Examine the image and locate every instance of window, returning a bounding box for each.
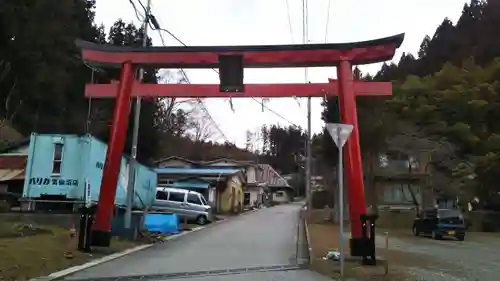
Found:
[168,191,185,202]
[52,143,64,175]
[187,194,201,205]
[424,210,437,219]
[200,195,208,206]
[158,179,173,185]
[244,192,251,205]
[438,209,462,218]
[379,154,389,168]
[383,184,422,204]
[156,190,168,200]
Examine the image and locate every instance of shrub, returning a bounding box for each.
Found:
[0,200,11,213]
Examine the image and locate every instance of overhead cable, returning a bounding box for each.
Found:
[149,24,301,128]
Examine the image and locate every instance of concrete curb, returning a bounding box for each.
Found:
[33,226,208,281]
[304,219,313,266]
[32,209,262,281]
[45,244,154,279]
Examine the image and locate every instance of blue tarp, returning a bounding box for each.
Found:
[143,213,181,235]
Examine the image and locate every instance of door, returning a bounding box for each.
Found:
[244,192,251,206]
[422,209,437,234]
[167,190,187,217]
[208,188,216,207]
[185,193,206,219]
[414,210,424,232]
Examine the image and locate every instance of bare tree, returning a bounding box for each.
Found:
[85,70,197,138]
[156,69,197,131]
[187,109,214,142]
[245,130,253,151]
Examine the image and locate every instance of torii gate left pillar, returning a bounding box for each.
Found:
[76,33,404,254]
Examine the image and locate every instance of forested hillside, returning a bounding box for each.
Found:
[321,0,500,208]
[0,0,255,164]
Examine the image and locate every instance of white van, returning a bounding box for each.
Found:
[152,187,214,225]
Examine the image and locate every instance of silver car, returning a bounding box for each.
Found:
[152,187,213,225]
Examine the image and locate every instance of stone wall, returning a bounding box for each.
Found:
[467,210,500,232]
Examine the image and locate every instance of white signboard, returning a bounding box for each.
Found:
[326,123,354,148]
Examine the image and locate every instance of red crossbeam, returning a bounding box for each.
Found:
[76,33,404,68]
[85,81,392,98]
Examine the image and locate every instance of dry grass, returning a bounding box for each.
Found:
[307,219,431,281]
[0,221,144,281]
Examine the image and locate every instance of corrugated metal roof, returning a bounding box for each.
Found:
[154,156,197,164]
[257,164,291,187]
[0,169,25,181]
[0,155,27,169]
[161,182,210,189]
[155,167,241,175]
[0,155,27,182]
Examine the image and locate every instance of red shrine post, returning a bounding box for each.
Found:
[76,34,404,253]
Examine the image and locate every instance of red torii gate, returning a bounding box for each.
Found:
[76,33,404,255]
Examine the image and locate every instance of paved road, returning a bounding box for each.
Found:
[377,232,500,281]
[63,202,332,281]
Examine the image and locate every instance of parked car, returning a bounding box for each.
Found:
[152,187,213,225]
[412,208,466,241]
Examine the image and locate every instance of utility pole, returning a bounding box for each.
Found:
[125,0,151,229]
[302,0,312,215]
[337,128,345,277]
[306,96,311,213]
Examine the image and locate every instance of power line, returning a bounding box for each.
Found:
[126,0,228,142]
[148,22,302,129]
[251,98,300,128]
[285,0,294,43]
[128,0,145,21]
[324,0,332,43]
[283,0,302,110]
[302,0,313,217]
[136,0,147,11]
[131,1,303,136]
[137,5,229,143]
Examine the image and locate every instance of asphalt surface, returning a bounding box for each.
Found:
[62,202,333,281]
[376,232,500,281]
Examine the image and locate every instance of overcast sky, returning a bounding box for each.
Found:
[95,0,467,148]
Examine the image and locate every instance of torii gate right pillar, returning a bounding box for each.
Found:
[337,60,367,256]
